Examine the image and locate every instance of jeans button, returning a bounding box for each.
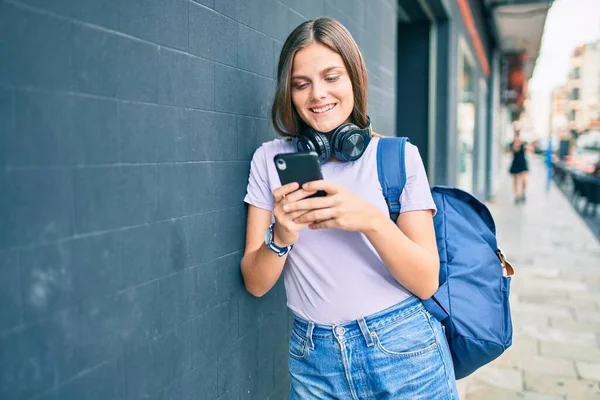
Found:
[334,326,346,336]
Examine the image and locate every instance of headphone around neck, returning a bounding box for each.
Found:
[294,117,372,164]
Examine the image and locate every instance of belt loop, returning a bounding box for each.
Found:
[358,318,374,347]
[305,321,315,350]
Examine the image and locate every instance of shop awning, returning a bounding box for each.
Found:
[488,0,553,77]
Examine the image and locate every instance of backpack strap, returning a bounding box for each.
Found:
[377,137,410,222]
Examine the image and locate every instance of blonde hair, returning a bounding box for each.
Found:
[271,18,368,138]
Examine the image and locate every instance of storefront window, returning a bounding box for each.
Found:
[457,47,476,193]
[475,79,488,196]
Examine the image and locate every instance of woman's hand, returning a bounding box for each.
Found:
[284,180,383,232]
[272,182,316,246]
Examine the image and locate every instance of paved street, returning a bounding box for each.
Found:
[457,156,600,399]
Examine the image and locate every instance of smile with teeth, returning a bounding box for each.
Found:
[310,104,336,113]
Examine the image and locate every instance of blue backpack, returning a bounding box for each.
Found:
[376,137,514,379]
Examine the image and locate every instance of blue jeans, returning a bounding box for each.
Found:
[288,296,458,399]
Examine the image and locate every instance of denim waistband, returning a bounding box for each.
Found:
[292,295,424,345]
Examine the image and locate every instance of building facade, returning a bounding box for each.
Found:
[396,0,550,200]
[550,86,569,139]
[0,1,398,399]
[566,40,600,136]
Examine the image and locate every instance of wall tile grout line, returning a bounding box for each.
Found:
[8,0,286,60]
[0,204,246,253]
[0,83,275,118]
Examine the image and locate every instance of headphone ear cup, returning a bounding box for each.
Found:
[330,123,350,161]
[298,128,331,164]
[331,123,370,162]
[294,136,313,152]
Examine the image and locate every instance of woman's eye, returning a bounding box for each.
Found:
[293,83,308,90]
[325,75,340,82]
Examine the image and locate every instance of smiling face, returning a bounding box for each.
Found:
[271,18,368,138]
[290,43,354,133]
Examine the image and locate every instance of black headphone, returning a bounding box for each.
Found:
[294,117,372,164]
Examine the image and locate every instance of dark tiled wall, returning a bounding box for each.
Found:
[0,0,398,399]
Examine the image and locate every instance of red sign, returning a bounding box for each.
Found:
[457,0,490,77]
[501,52,527,112]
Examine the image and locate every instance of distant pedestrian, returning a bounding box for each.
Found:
[509,129,530,203]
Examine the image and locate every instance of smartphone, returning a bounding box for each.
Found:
[274,152,327,197]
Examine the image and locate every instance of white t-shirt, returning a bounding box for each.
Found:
[244,137,436,324]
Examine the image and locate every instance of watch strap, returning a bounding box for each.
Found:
[266,223,293,257]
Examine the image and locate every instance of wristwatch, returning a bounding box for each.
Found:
[264,223,294,257]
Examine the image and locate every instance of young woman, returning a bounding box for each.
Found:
[242,18,458,399]
[509,129,530,203]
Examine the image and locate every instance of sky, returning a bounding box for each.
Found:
[527,0,600,137]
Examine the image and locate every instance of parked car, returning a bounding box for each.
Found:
[576,131,600,151]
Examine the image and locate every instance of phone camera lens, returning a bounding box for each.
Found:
[276,159,286,170]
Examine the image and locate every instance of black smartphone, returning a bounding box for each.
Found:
[274,152,327,198]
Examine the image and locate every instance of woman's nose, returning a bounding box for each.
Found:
[310,82,327,100]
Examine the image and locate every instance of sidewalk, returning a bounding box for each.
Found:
[457,156,600,399]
